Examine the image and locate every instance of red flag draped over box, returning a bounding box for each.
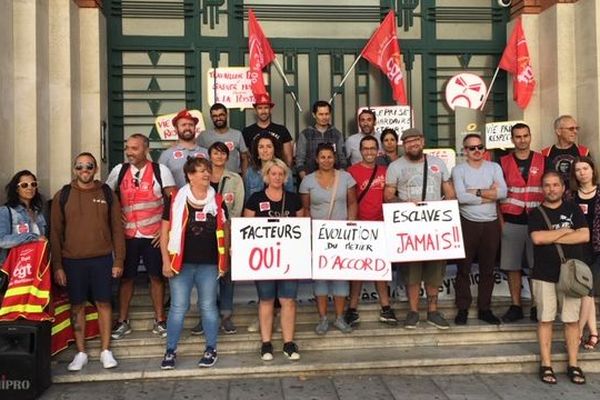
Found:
[498,18,535,109]
[361,11,407,105]
[248,9,276,98]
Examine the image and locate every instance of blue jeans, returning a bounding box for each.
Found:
[166,263,219,351]
[218,271,234,317]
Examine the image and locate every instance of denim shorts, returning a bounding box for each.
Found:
[255,280,299,300]
[313,280,349,297]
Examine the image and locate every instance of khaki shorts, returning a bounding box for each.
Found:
[532,279,581,323]
[399,260,446,287]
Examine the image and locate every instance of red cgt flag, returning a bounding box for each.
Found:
[361,11,407,105]
[248,9,276,98]
[498,18,535,109]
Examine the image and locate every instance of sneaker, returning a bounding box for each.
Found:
[67,352,88,371]
[530,306,538,322]
[333,316,353,333]
[478,309,501,325]
[427,311,450,330]
[100,349,118,369]
[190,321,204,336]
[501,305,524,323]
[111,320,132,340]
[221,317,237,334]
[260,342,273,361]
[315,316,329,335]
[152,320,168,337]
[198,347,218,368]
[283,341,301,360]
[379,307,398,326]
[454,309,468,325]
[247,317,259,332]
[404,311,420,329]
[160,350,176,370]
[344,308,360,326]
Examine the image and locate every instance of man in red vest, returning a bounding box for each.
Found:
[499,123,545,323]
[106,134,176,340]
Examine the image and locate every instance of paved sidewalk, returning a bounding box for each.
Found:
[41,373,600,400]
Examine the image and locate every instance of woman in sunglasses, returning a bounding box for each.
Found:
[0,170,47,267]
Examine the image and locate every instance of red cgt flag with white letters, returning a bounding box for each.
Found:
[498,17,535,109]
[361,11,407,105]
[248,9,276,98]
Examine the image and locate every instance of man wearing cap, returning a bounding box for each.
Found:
[198,103,249,176]
[158,109,209,188]
[242,94,294,167]
[384,128,455,330]
[345,109,379,166]
[451,134,507,325]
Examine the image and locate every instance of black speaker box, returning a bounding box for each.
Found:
[0,320,52,400]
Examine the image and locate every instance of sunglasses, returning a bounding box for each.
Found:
[466,145,485,151]
[560,126,579,132]
[17,181,38,189]
[74,162,95,171]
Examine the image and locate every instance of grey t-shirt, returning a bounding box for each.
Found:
[299,170,356,220]
[197,128,248,173]
[386,155,450,202]
[158,144,209,188]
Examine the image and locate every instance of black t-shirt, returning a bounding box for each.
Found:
[545,144,586,184]
[528,201,588,283]
[245,190,302,218]
[574,191,597,262]
[242,122,293,150]
[163,196,228,264]
[503,153,533,225]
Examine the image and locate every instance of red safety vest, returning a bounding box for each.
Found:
[0,241,51,321]
[169,192,228,276]
[500,152,545,215]
[120,162,164,238]
[541,144,589,157]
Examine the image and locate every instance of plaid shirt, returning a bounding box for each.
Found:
[295,125,347,174]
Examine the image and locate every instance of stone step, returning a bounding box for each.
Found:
[51,341,600,383]
[53,319,549,362]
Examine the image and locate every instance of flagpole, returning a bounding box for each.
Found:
[479,66,500,111]
[271,58,303,112]
[329,53,364,104]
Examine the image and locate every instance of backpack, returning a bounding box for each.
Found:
[59,184,113,225]
[114,162,163,199]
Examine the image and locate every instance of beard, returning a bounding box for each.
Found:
[177,129,195,141]
[405,149,423,161]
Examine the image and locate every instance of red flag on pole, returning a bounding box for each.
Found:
[361,11,407,105]
[248,9,276,98]
[498,18,535,109]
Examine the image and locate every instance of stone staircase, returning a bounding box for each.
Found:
[51,283,600,383]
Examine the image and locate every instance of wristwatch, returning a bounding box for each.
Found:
[476,189,482,197]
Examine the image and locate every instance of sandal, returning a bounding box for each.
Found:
[583,334,599,350]
[539,366,557,385]
[566,366,586,385]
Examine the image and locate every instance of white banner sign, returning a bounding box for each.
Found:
[383,200,465,262]
[311,220,391,281]
[423,148,456,171]
[231,217,312,281]
[485,120,524,149]
[207,67,265,109]
[357,105,412,138]
[155,110,205,141]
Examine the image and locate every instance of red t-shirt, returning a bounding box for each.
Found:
[347,163,387,221]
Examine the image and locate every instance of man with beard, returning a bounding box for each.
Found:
[542,115,590,185]
[345,109,379,166]
[51,152,125,371]
[529,171,588,384]
[499,123,544,323]
[242,94,293,167]
[158,109,209,188]
[452,134,507,326]
[106,134,176,340]
[384,128,455,329]
[198,103,249,175]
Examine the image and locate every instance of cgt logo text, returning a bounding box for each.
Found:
[0,375,31,390]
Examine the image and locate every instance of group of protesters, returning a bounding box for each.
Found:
[0,94,597,385]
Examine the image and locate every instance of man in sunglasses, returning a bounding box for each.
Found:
[50,152,125,371]
[106,134,176,341]
[451,134,507,325]
[542,115,590,185]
